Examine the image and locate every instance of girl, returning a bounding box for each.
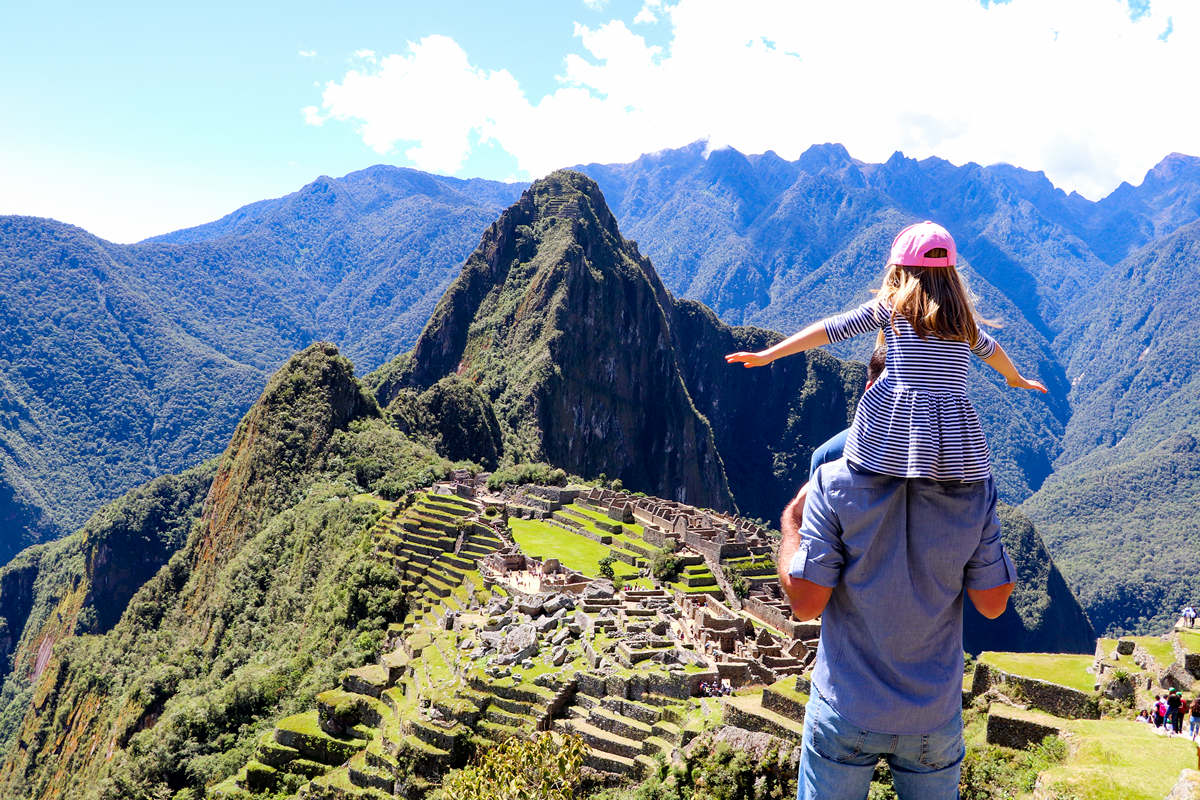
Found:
[725,221,1045,483]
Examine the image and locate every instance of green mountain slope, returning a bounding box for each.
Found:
[0,218,266,563]
[0,172,516,559]
[1020,221,1200,634]
[0,343,452,799]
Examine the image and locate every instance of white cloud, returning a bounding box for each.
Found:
[301,105,325,126]
[298,49,317,58]
[583,0,608,8]
[308,0,1200,197]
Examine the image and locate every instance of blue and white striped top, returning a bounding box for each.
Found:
[824,300,997,482]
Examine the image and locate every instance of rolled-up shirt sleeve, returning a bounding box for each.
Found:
[788,467,845,588]
[970,328,998,358]
[823,301,885,344]
[964,481,1017,590]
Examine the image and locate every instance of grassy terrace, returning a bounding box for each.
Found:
[1124,636,1177,667]
[568,502,648,537]
[979,652,1097,693]
[1178,626,1200,653]
[508,517,639,579]
[977,705,1195,800]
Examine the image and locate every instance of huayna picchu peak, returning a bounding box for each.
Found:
[370,170,862,522]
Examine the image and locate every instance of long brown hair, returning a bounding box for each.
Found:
[874,249,993,346]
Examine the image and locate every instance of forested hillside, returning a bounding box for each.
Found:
[0,172,517,558]
[2,145,1199,634]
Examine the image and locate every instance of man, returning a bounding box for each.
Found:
[775,347,1016,800]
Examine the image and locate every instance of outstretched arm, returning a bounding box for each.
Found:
[726,320,830,368]
[727,301,883,368]
[981,341,1047,393]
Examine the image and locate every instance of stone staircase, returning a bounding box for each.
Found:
[557,691,687,776]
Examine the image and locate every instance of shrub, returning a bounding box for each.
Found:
[486,463,567,490]
[598,555,616,580]
[439,732,586,800]
[650,548,682,583]
[724,562,750,599]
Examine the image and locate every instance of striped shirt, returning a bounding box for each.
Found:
[823,300,997,482]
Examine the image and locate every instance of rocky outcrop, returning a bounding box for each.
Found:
[1165,770,1200,800]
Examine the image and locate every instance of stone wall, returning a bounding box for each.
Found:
[743,596,806,639]
[722,701,803,743]
[985,709,1062,750]
[762,686,806,723]
[971,662,1099,720]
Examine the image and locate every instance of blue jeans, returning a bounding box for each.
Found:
[1190,716,1200,738]
[798,690,964,800]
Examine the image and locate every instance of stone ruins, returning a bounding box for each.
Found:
[213,478,813,799]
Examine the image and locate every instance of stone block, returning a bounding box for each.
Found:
[553,646,569,666]
[1160,663,1195,691]
[1165,769,1200,800]
[985,709,1062,750]
[518,599,545,617]
[1185,653,1200,680]
[1116,640,1136,656]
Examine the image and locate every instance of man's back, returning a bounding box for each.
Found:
[793,459,1014,734]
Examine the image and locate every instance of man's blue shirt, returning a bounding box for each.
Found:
[789,459,1015,734]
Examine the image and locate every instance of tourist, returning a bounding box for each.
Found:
[1190,696,1200,741]
[1169,689,1185,734]
[1183,605,1197,628]
[1136,709,1150,724]
[746,222,1031,800]
[1154,694,1167,728]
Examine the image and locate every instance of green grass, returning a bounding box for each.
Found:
[979,652,1097,693]
[1177,627,1200,654]
[1123,636,1176,668]
[1001,707,1196,800]
[507,518,637,579]
[567,502,647,537]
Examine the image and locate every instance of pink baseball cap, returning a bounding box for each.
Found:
[889,221,956,268]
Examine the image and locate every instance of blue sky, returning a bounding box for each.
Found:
[1,0,1195,242]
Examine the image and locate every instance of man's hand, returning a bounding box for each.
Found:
[725,351,773,368]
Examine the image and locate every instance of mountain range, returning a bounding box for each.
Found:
[2,143,1199,634]
[0,175,1093,799]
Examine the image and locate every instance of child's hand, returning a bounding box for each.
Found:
[1008,375,1048,393]
[725,351,773,368]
